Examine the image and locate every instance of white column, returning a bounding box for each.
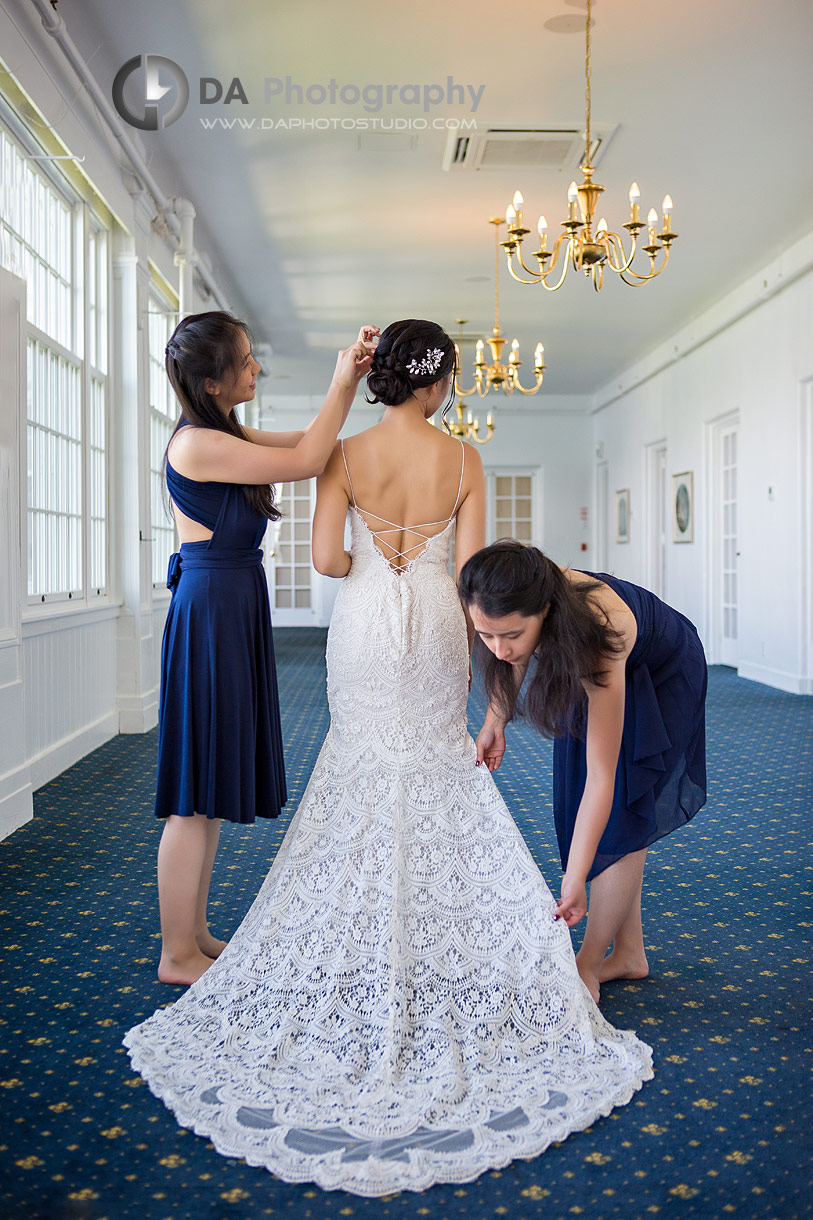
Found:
[0,270,33,837]
[113,187,161,732]
[173,197,197,318]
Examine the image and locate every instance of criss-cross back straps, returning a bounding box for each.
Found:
[340,439,466,569]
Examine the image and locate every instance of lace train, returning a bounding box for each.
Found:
[124,509,653,1195]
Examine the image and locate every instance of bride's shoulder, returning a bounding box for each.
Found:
[339,424,380,451]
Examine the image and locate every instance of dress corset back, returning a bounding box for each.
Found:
[327,507,469,763]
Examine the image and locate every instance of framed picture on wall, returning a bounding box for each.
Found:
[614,489,630,543]
[672,471,694,543]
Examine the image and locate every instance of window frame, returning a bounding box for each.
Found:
[1,114,113,609]
[147,281,180,590]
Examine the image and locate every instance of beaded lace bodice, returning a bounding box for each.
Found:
[124,458,653,1196]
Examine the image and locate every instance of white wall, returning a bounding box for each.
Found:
[590,231,813,694]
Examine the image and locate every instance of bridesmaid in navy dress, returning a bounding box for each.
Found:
[156,312,377,986]
[458,540,707,1003]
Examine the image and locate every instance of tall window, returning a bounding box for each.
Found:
[148,289,179,585]
[1,124,110,603]
[87,225,108,593]
[26,341,82,596]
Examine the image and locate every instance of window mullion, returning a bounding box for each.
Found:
[80,203,90,603]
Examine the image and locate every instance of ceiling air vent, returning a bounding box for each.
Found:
[442,126,617,172]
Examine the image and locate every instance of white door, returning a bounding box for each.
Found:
[708,415,739,667]
[594,460,608,572]
[719,425,739,666]
[645,442,667,598]
[803,381,813,693]
[266,479,318,626]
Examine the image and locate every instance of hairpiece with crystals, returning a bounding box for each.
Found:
[406,347,444,378]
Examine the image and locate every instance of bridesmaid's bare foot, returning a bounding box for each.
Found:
[575,957,601,1004]
[598,950,650,984]
[196,932,228,959]
[158,949,213,986]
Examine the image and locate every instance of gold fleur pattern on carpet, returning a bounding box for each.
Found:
[0,629,810,1219]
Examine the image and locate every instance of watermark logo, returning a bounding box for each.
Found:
[112,54,190,130]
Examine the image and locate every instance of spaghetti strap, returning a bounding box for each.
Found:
[451,441,466,517]
[340,440,357,507]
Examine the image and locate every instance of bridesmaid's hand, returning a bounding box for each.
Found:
[475,721,505,772]
[555,872,587,928]
[332,326,380,390]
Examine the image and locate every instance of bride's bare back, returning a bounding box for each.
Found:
[342,432,464,572]
[313,413,486,581]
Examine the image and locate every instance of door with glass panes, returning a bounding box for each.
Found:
[266,479,317,625]
[486,469,540,545]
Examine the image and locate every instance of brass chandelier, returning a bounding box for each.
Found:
[502,0,678,292]
[441,218,547,445]
[441,378,495,445]
[456,219,546,399]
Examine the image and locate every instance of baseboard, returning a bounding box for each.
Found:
[737,662,813,695]
[0,767,33,842]
[28,711,119,792]
[118,688,159,735]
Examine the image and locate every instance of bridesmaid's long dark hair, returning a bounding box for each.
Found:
[163,311,280,521]
[458,540,625,737]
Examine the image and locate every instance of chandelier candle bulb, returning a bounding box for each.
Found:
[510,338,520,364]
[629,182,641,224]
[505,203,516,228]
[475,339,485,364]
[512,190,524,230]
[486,413,493,428]
[467,410,474,426]
[534,343,545,368]
[567,181,580,225]
[647,208,659,242]
[596,216,608,238]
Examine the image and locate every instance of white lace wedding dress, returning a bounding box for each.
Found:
[124,478,653,1197]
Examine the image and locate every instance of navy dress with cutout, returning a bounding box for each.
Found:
[154,451,286,823]
[553,573,707,880]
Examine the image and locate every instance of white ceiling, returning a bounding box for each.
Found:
[63,0,813,398]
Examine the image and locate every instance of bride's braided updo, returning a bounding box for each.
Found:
[366,319,456,407]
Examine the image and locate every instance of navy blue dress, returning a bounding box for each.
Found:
[553,573,707,880]
[154,451,287,823]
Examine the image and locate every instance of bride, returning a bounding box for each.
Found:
[124,319,653,1197]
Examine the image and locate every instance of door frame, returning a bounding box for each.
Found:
[705,409,740,666]
[644,439,667,599]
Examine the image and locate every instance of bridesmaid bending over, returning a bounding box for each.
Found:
[458,540,707,1002]
[156,312,377,985]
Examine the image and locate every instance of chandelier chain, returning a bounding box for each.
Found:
[584,0,592,168]
[494,221,500,329]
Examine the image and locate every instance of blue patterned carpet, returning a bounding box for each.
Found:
[0,628,811,1220]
